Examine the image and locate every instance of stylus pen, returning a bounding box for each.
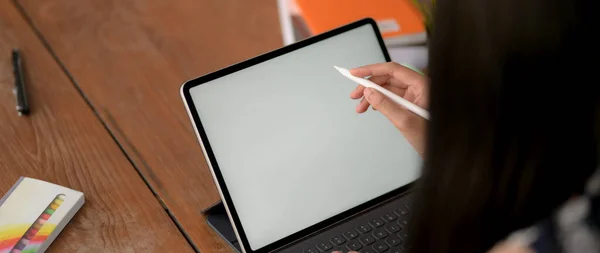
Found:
[334,66,430,120]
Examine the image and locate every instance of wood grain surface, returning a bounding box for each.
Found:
[15,0,283,251]
[0,1,193,252]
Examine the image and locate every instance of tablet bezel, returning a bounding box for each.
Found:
[181,18,413,252]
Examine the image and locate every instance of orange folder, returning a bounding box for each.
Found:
[295,0,426,45]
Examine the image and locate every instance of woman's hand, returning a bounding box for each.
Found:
[350,62,429,156]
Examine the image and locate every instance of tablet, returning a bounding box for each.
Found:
[181,18,421,253]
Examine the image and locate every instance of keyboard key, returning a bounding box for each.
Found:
[316,241,332,251]
[385,223,402,233]
[394,207,409,216]
[303,248,319,253]
[361,249,375,253]
[332,247,346,252]
[330,235,346,245]
[347,240,362,251]
[357,224,372,233]
[390,248,403,253]
[397,219,409,226]
[369,218,385,228]
[343,230,359,240]
[386,237,402,247]
[359,234,376,245]
[372,241,389,252]
[397,232,408,239]
[373,228,388,239]
[382,213,397,222]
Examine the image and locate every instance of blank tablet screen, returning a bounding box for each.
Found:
[189,24,421,250]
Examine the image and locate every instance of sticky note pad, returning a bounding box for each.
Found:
[0,177,85,253]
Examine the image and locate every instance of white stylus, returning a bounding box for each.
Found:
[334,66,430,120]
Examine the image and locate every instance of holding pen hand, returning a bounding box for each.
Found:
[349,62,429,156]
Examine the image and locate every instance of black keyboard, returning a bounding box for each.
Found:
[281,195,412,253]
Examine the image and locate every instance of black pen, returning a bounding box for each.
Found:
[12,49,29,116]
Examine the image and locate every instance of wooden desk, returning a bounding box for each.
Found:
[1,0,282,251]
[0,1,193,252]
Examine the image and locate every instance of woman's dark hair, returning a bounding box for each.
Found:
[409,0,599,252]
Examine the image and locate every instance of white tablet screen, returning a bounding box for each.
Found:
[189,24,421,250]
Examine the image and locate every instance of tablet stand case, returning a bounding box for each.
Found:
[202,201,242,252]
